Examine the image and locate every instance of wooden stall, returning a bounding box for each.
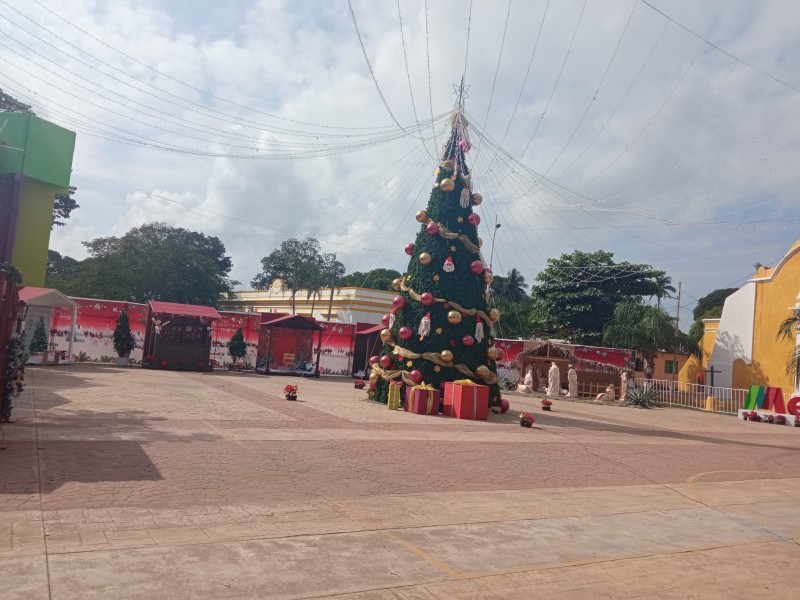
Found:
[255,314,323,377]
[143,301,220,371]
[352,323,383,377]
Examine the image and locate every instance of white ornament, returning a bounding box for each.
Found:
[460,188,471,208]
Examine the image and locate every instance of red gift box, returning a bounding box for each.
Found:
[443,381,489,420]
[405,386,440,415]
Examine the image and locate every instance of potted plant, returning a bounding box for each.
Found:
[520,412,535,428]
[112,309,135,367]
[541,399,553,411]
[283,384,298,401]
[228,327,246,372]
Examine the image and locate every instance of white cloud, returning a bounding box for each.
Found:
[4,0,800,327]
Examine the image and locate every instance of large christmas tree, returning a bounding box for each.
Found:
[371,105,502,410]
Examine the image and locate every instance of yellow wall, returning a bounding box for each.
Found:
[737,241,800,391]
[678,320,718,385]
[11,178,64,287]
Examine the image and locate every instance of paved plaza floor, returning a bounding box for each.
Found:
[1,365,799,599]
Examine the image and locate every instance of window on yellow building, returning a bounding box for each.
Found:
[664,360,679,374]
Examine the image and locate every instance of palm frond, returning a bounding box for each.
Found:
[786,348,800,378]
[777,315,799,341]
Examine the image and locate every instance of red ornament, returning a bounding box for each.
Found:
[392,295,406,309]
[426,222,440,235]
[369,355,380,366]
[462,335,475,347]
[381,314,391,327]
[398,326,413,340]
[379,355,393,368]
[468,213,481,226]
[420,292,434,306]
[470,260,485,275]
[500,398,510,413]
[404,243,415,256]
[409,369,423,383]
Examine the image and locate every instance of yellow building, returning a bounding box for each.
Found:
[220,279,394,324]
[680,239,800,393]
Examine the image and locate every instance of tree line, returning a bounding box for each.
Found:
[47,223,741,362]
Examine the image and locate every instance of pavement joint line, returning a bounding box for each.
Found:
[29,375,54,600]
[684,469,788,484]
[453,537,781,580]
[330,500,464,579]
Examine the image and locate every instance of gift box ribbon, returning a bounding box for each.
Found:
[453,379,476,385]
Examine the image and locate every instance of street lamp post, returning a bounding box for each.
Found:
[488,218,501,271]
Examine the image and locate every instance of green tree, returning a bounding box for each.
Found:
[251,237,324,314]
[490,268,528,303]
[692,288,738,321]
[322,253,346,320]
[28,317,48,353]
[373,109,501,407]
[0,86,34,113]
[777,310,800,379]
[52,186,79,229]
[652,274,676,307]
[530,250,662,344]
[112,309,135,358]
[229,327,247,365]
[48,223,236,305]
[603,301,676,378]
[339,268,401,291]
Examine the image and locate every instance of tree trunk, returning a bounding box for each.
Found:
[291,291,297,315]
[310,294,317,319]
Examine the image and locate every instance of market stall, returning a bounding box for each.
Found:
[18,287,78,365]
[143,301,220,371]
[255,314,323,376]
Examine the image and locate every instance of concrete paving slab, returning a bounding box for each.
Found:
[0,555,49,600]
[47,530,450,599]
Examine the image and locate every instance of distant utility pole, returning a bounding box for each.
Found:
[672,282,682,384]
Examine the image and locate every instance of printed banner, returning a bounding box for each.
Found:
[493,339,525,386]
[574,345,634,370]
[51,299,148,363]
[210,312,260,368]
[316,321,355,376]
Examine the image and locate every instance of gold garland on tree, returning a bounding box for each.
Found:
[399,284,494,326]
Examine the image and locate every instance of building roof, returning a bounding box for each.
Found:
[259,314,323,331]
[19,287,78,307]
[149,300,221,319]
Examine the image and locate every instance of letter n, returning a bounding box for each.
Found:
[744,386,765,410]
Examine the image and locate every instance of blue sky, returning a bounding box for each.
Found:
[3,0,800,328]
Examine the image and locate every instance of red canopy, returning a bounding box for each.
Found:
[259,314,322,331]
[149,300,221,319]
[356,323,383,335]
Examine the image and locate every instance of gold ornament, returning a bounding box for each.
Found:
[435,327,443,335]
[434,365,442,372]
[485,291,491,303]
[447,310,462,325]
[380,328,393,343]
[419,252,432,265]
[450,245,457,252]
[392,278,402,290]
[472,193,483,206]
[489,308,500,322]
[433,274,440,282]
[434,168,440,176]
[475,365,491,379]
[415,210,429,223]
[440,159,455,171]
[406,360,413,367]
[484,272,494,284]
[440,178,455,193]
[478,237,483,248]
[440,350,454,363]
[369,372,379,385]
[487,347,499,361]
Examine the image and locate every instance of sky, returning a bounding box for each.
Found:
[2,0,800,329]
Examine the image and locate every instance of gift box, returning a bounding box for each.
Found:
[387,380,402,410]
[443,380,489,420]
[405,385,440,415]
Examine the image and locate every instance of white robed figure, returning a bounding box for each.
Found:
[517,367,535,395]
[546,362,560,396]
[567,365,578,397]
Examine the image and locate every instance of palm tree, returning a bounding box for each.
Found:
[652,275,676,308]
[777,311,800,380]
[491,268,528,303]
[322,253,346,320]
[603,301,676,379]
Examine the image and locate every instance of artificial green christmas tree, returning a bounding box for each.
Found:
[28,317,48,354]
[112,309,135,358]
[229,327,247,365]
[371,105,502,410]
